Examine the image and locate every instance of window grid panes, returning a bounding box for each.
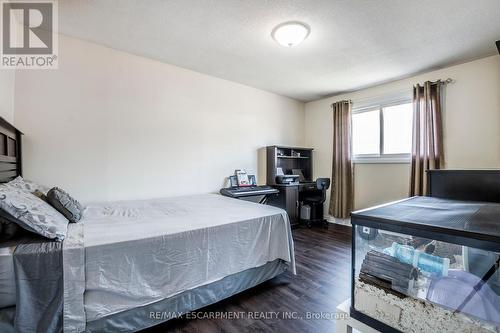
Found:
[352,101,412,162]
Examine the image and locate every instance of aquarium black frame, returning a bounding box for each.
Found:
[349,169,500,333]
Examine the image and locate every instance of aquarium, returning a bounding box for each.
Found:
[350,196,500,333]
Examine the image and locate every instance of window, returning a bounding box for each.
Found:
[352,101,413,163]
[352,109,379,155]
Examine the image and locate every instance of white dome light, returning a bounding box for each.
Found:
[271,22,310,47]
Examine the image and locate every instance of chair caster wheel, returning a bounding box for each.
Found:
[306,221,312,228]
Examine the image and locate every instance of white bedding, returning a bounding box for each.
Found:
[0,246,15,308]
[64,193,295,330]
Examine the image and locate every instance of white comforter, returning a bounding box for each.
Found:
[63,194,295,331]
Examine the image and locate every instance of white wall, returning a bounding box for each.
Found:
[0,71,15,123]
[305,55,500,216]
[14,35,305,202]
[12,35,500,210]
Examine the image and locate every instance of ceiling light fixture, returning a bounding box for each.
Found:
[271,21,310,47]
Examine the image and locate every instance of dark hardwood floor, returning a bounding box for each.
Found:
[144,224,352,333]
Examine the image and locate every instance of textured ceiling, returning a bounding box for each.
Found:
[59,0,500,102]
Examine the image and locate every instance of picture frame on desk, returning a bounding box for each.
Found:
[236,169,250,187]
[229,174,256,187]
[229,175,238,187]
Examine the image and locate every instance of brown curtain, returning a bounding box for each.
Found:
[329,100,354,218]
[409,81,444,196]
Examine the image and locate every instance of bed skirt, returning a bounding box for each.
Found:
[86,258,289,332]
[0,259,289,333]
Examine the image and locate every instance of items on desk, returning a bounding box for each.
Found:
[235,169,251,186]
[275,175,300,185]
[292,169,306,182]
[266,146,313,185]
[228,175,238,187]
[228,171,256,188]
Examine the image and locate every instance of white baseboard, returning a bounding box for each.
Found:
[325,215,351,226]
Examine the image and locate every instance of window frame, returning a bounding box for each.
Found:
[352,98,413,164]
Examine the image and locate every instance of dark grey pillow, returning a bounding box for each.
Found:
[46,187,83,223]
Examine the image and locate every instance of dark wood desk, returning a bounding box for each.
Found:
[266,146,316,227]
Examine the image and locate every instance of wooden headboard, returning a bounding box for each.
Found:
[428,169,500,203]
[0,117,22,183]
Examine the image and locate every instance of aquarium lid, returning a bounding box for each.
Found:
[352,196,500,252]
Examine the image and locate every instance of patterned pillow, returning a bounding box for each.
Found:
[0,185,68,241]
[47,187,83,223]
[6,176,50,195]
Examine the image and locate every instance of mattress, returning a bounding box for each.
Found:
[0,246,16,308]
[63,193,295,330]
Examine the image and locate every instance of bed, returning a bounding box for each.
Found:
[0,119,296,332]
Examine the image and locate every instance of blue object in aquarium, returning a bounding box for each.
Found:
[384,242,450,277]
[427,270,500,325]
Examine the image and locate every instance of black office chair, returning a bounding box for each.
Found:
[301,178,330,228]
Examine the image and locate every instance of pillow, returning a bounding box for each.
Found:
[0,214,20,241]
[0,185,68,241]
[6,176,50,195]
[46,187,83,223]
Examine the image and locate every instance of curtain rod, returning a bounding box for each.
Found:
[419,78,453,85]
[417,78,453,86]
[331,78,454,107]
[330,100,351,108]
